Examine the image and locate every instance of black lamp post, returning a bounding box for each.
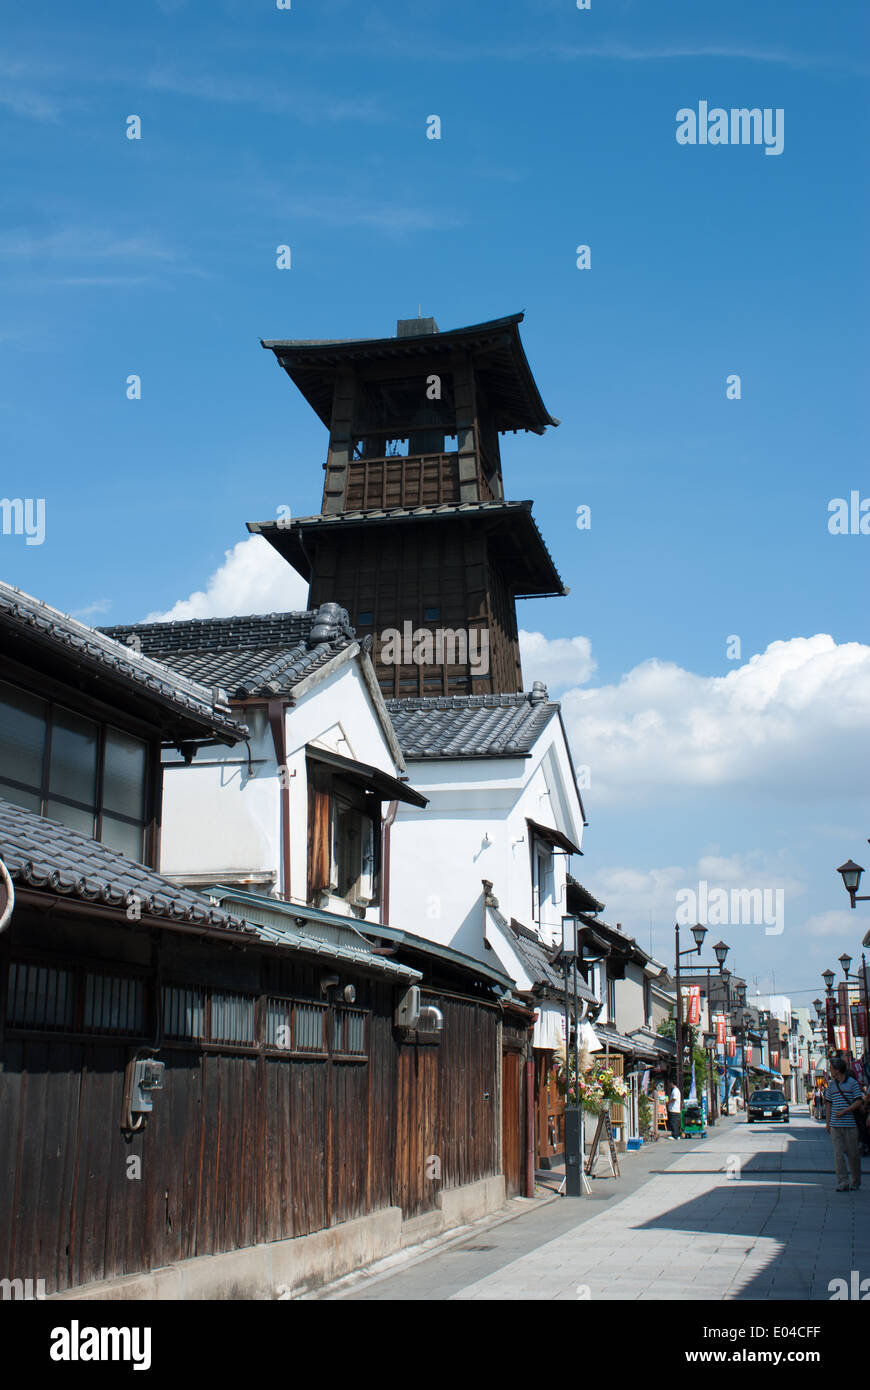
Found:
[685,940,729,1124]
[837,952,870,1065]
[560,914,584,1197]
[674,921,707,1130]
[822,969,837,1058]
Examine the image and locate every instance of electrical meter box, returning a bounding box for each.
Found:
[132,1059,165,1114]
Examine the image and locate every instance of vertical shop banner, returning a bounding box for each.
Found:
[826,996,838,1050]
[681,986,701,1026]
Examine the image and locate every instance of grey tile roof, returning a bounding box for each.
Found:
[0,581,246,744]
[495,911,598,1005]
[0,798,255,934]
[205,888,422,983]
[566,875,605,914]
[385,685,558,759]
[101,605,360,701]
[262,313,559,435]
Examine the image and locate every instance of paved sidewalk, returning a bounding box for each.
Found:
[333,1113,868,1300]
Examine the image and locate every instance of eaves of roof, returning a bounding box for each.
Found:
[206,887,422,983]
[358,919,516,992]
[0,799,255,936]
[261,312,559,435]
[1,582,246,745]
[248,500,566,598]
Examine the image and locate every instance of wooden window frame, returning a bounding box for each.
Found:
[0,677,155,862]
[5,951,153,1041]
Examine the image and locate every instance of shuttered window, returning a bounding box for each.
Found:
[264,996,327,1054]
[163,985,206,1041]
[83,971,145,1035]
[307,764,333,895]
[334,1006,368,1058]
[210,992,255,1045]
[7,961,74,1030]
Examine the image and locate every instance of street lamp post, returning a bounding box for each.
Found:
[719,967,733,1114]
[823,969,837,1057]
[561,915,584,1197]
[838,952,870,1068]
[674,922,707,1132]
[684,942,730,1124]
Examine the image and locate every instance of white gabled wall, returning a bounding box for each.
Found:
[388,719,584,963]
[159,653,406,928]
[284,658,403,923]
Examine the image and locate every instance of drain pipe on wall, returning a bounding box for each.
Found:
[526,1044,536,1199]
[381,800,399,924]
[267,700,292,902]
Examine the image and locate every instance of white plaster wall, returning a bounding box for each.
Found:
[389,721,585,963]
[284,658,405,922]
[160,705,280,880]
[613,962,649,1035]
[159,655,406,920]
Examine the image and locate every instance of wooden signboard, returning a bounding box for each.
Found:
[585,1109,621,1178]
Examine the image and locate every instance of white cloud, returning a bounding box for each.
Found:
[72,598,112,620]
[553,634,870,804]
[519,629,596,692]
[146,536,309,622]
[802,909,860,939]
[589,853,805,934]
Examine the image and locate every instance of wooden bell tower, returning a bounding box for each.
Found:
[250,313,566,698]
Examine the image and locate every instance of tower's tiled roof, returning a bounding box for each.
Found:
[248,501,566,598]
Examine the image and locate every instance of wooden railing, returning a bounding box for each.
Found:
[344,452,495,510]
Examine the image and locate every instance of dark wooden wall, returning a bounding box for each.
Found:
[0,919,502,1295]
[308,520,521,698]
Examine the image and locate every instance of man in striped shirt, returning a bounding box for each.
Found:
[825,1057,864,1191]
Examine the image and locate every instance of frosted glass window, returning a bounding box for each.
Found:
[0,683,46,787]
[103,729,147,819]
[46,799,95,838]
[0,780,41,813]
[49,708,98,804]
[101,814,144,863]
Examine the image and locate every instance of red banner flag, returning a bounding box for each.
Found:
[826,996,838,1050]
[681,986,701,1026]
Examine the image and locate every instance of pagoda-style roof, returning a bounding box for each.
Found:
[248,500,566,599]
[261,313,559,436]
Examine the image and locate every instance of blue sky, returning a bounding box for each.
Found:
[2,0,868,1004]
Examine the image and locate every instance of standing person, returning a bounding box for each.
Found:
[825,1057,863,1191]
[667,1078,682,1140]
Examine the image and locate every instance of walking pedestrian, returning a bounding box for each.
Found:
[667,1078,682,1140]
[825,1057,864,1191]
